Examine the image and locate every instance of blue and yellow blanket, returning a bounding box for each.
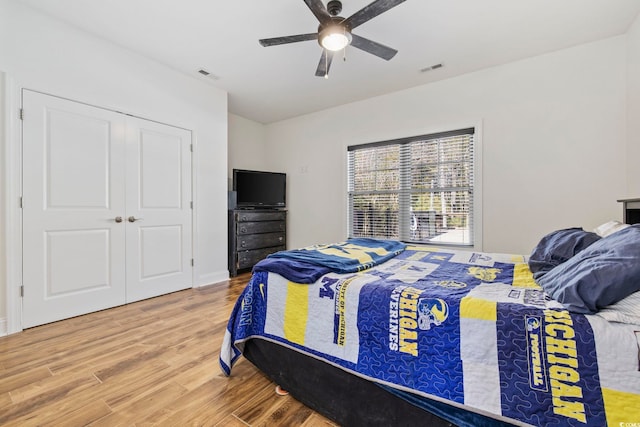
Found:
[220,243,640,426]
[254,238,406,283]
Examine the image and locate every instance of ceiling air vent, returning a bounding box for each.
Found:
[420,63,443,73]
[197,69,219,80]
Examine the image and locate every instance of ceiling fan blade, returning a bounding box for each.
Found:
[344,0,406,30]
[259,33,318,47]
[304,0,331,23]
[315,49,334,77]
[350,34,397,60]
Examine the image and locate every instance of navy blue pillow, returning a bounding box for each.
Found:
[537,224,640,314]
[528,228,601,280]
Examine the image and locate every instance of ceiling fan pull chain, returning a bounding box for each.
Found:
[343,27,347,61]
[325,51,329,79]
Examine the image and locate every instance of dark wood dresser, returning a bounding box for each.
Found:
[618,198,640,225]
[228,209,286,277]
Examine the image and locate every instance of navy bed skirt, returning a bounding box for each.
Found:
[243,338,515,427]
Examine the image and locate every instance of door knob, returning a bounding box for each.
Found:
[128,216,143,222]
[114,216,123,223]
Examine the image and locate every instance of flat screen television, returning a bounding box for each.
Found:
[233,169,286,209]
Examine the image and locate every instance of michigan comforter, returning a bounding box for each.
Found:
[220,244,640,427]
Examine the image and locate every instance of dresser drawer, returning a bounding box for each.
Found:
[236,211,286,222]
[237,246,285,269]
[236,232,285,250]
[237,220,286,235]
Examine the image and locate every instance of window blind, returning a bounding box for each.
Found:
[347,128,475,246]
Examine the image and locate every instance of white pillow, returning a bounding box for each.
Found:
[593,220,630,238]
[596,291,640,325]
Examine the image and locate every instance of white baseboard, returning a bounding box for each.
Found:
[195,270,230,288]
[0,318,7,337]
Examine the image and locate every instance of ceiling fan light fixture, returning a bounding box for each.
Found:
[319,26,352,51]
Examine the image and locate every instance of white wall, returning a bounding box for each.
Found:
[627,14,640,196]
[265,36,627,255]
[1,0,228,332]
[228,114,268,189]
[0,71,6,333]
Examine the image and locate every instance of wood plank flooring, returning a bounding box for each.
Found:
[0,274,337,426]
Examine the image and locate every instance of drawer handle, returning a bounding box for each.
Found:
[279,237,283,242]
[240,241,246,247]
[240,227,246,233]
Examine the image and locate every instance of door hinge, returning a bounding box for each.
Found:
[19,108,24,120]
[20,285,24,297]
[190,201,193,209]
[19,197,23,208]
[190,144,193,152]
[191,258,194,267]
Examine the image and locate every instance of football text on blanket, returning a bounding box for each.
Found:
[221,244,640,427]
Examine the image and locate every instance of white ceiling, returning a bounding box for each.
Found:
[20,0,640,124]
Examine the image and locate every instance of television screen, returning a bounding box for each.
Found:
[233,169,286,208]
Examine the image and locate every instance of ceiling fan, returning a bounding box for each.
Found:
[259,0,406,78]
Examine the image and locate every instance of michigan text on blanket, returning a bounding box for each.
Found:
[542,310,585,423]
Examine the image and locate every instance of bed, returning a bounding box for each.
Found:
[220,229,640,427]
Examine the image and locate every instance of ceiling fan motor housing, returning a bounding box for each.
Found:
[327,0,343,16]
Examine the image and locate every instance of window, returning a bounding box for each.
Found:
[347,128,475,246]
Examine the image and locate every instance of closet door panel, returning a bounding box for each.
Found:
[139,225,183,279]
[22,90,127,328]
[125,117,193,303]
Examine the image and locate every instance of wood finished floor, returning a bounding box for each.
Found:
[0,274,337,426]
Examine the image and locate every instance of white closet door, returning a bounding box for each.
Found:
[22,91,194,328]
[124,117,193,302]
[22,90,127,328]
